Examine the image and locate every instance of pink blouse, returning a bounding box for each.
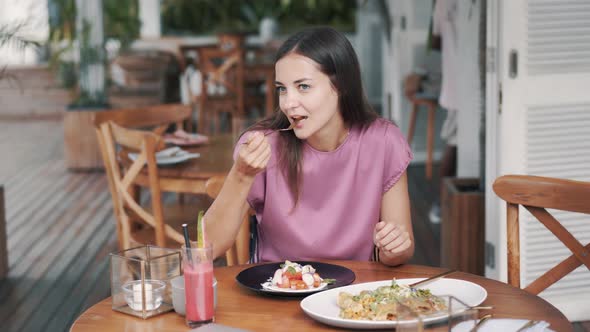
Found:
[234,118,413,262]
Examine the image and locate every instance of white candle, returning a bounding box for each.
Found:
[132,282,153,310]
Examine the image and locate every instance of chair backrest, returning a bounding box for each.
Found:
[102,122,172,248]
[205,176,251,266]
[94,103,191,132]
[197,47,245,134]
[218,33,245,51]
[493,174,590,295]
[94,104,192,249]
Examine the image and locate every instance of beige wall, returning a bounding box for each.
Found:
[0,66,69,119]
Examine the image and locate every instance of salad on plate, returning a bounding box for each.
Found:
[338,279,447,321]
[261,260,335,292]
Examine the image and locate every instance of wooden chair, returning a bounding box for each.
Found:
[108,50,180,109]
[218,33,245,51]
[195,44,259,137]
[94,104,211,249]
[493,175,590,295]
[205,176,251,266]
[404,73,439,180]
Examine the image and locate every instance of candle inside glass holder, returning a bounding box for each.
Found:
[110,245,181,319]
[122,280,166,311]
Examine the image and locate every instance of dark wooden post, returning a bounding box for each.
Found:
[441,178,485,275]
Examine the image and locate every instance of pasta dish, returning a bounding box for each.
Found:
[337,279,446,321]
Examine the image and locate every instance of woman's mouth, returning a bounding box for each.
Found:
[291,115,308,128]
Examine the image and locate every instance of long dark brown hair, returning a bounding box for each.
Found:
[247,27,378,206]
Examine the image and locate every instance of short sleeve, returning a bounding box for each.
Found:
[382,123,413,193]
[233,132,266,216]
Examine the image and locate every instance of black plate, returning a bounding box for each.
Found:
[235,261,356,297]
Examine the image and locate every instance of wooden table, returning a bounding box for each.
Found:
[121,134,236,195]
[158,134,236,181]
[70,261,572,331]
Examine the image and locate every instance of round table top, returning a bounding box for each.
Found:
[157,134,236,180]
[70,261,572,332]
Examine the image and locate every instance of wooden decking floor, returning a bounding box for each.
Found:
[0,120,117,332]
[0,119,585,332]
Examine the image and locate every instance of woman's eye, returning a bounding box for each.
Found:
[299,84,310,91]
[275,86,286,94]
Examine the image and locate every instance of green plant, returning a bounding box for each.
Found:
[49,0,140,49]
[161,0,247,35]
[47,0,140,107]
[161,0,356,36]
[47,0,75,86]
[71,18,108,108]
[0,21,40,81]
[103,0,141,50]
[48,0,76,43]
[0,22,40,51]
[48,0,140,91]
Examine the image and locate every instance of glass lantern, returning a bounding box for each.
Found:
[110,245,181,319]
[395,295,480,331]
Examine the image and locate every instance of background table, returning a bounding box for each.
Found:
[70,261,573,331]
[120,134,235,196]
[157,134,235,181]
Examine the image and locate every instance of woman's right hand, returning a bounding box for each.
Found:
[235,131,271,178]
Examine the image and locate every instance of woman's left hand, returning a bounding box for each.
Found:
[373,221,412,257]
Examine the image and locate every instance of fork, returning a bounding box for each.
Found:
[409,270,456,289]
[515,319,539,332]
[241,122,296,144]
[469,314,492,332]
[265,122,296,135]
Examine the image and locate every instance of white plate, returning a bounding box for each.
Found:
[300,278,487,330]
[260,281,328,294]
[128,147,200,165]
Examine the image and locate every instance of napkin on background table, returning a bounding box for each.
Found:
[453,318,554,332]
[164,130,209,146]
[128,146,200,163]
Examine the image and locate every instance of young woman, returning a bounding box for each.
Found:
[205,27,414,266]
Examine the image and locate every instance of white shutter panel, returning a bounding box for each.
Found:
[527,0,590,75]
[522,103,590,303]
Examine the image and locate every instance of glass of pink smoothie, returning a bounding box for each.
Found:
[181,242,214,328]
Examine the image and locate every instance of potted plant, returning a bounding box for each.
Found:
[0,22,41,81]
[61,0,108,170]
[49,0,139,170]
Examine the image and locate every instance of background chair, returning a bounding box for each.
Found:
[217,33,245,51]
[94,104,211,249]
[109,50,181,109]
[493,174,590,295]
[196,46,245,136]
[205,175,251,266]
[404,73,439,180]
